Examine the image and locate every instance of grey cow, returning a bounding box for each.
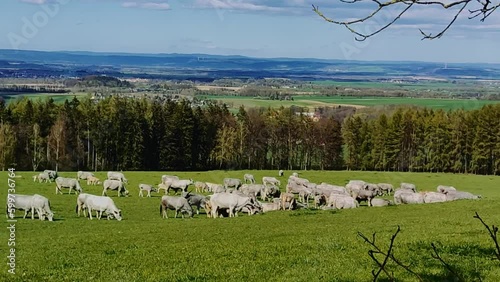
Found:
[437,185,457,194]
[107,171,128,184]
[55,177,83,195]
[44,170,58,181]
[182,191,208,215]
[378,183,394,196]
[446,191,481,201]
[223,178,242,190]
[160,196,193,218]
[244,174,256,184]
[370,198,392,207]
[77,171,94,180]
[103,179,129,197]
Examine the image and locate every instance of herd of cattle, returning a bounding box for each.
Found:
[8,170,482,221]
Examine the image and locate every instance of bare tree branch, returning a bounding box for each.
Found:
[431,243,466,281]
[473,212,500,261]
[313,0,500,40]
[358,226,424,281]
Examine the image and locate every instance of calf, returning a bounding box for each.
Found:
[139,184,156,197]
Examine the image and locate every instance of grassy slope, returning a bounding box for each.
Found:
[1,170,500,281]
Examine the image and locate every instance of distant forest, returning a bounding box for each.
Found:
[0,97,498,174]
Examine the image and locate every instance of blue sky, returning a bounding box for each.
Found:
[1,0,499,63]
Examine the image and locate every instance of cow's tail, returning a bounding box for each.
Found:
[159,204,162,217]
[75,204,78,214]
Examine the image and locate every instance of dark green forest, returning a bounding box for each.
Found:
[0,96,498,174]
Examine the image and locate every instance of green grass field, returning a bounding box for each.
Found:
[1,170,500,281]
[2,93,87,104]
[206,95,500,111]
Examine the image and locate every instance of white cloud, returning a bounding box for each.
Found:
[122,1,170,10]
[19,0,48,4]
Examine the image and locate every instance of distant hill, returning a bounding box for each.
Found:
[1,49,500,81]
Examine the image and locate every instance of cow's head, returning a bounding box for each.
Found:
[46,211,54,221]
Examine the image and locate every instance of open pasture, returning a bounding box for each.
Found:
[2,170,500,281]
[205,95,500,111]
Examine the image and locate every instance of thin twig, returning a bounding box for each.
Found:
[313,0,500,40]
[431,243,465,281]
[473,212,500,261]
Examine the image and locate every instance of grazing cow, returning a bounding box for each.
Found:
[182,192,208,215]
[36,172,51,183]
[87,176,101,186]
[77,171,94,180]
[292,172,299,177]
[286,182,311,201]
[165,179,194,194]
[378,183,394,196]
[445,191,481,201]
[194,181,208,193]
[279,193,296,211]
[76,193,90,217]
[205,182,219,193]
[160,196,193,219]
[353,186,382,207]
[44,170,58,181]
[139,184,156,197]
[262,184,280,201]
[370,198,392,207]
[240,184,265,199]
[278,170,284,176]
[107,171,128,184]
[85,195,122,221]
[400,183,417,192]
[316,183,349,197]
[31,194,54,221]
[423,192,447,203]
[437,185,457,194]
[209,192,254,218]
[55,177,83,195]
[263,176,281,187]
[345,180,367,195]
[6,194,53,221]
[223,178,242,190]
[288,176,309,186]
[102,179,129,197]
[327,194,358,209]
[161,175,179,185]
[244,174,256,184]
[32,174,39,182]
[157,183,169,195]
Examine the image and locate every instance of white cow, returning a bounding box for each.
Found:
[107,171,128,184]
[209,192,254,218]
[244,174,256,184]
[327,194,358,209]
[55,177,83,195]
[423,192,448,203]
[77,171,94,180]
[161,175,179,185]
[263,176,281,187]
[85,195,122,221]
[102,179,129,197]
[160,196,193,219]
[165,179,194,194]
[6,194,53,221]
[139,184,156,197]
[437,185,457,194]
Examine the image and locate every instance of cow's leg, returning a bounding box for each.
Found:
[88,208,93,220]
[31,207,35,220]
[147,191,151,197]
[174,209,178,218]
[139,190,142,197]
[211,205,218,219]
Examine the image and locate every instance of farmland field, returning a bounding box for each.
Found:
[205,95,500,111]
[1,93,88,104]
[2,170,500,281]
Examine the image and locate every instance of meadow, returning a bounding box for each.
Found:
[1,170,500,281]
[1,93,87,104]
[206,95,500,111]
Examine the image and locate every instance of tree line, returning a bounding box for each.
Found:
[0,96,498,174]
